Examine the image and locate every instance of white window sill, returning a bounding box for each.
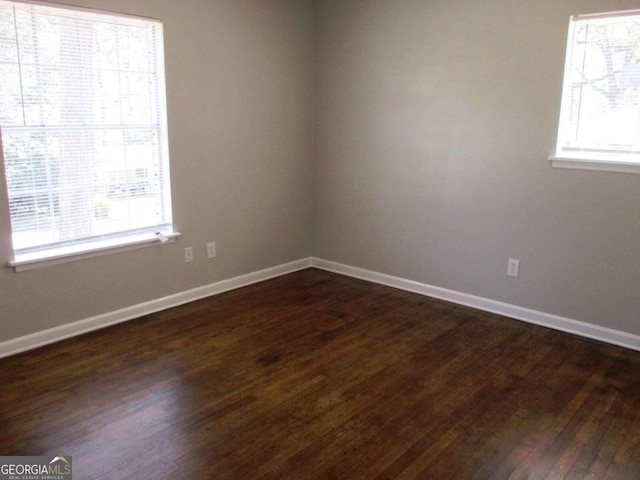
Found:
[8,230,181,272]
[549,156,640,174]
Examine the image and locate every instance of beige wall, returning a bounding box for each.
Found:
[0,0,315,342]
[2,0,640,347]
[313,0,640,335]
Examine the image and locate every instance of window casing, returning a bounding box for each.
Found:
[0,0,176,270]
[551,10,640,173]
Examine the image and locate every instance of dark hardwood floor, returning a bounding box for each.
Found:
[1,268,640,479]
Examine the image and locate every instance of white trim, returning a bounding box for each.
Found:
[9,231,182,272]
[3,256,638,358]
[549,156,640,174]
[0,257,312,358]
[572,9,640,22]
[310,257,640,352]
[3,0,163,25]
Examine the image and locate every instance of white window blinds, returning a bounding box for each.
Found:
[555,10,640,164]
[0,0,173,256]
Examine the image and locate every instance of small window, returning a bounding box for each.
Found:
[551,10,640,173]
[0,0,175,269]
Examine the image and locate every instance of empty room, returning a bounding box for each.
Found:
[1,0,639,478]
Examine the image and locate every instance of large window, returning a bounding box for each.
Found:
[552,10,640,173]
[0,0,175,270]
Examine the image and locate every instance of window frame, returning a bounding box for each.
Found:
[550,9,640,174]
[0,0,179,271]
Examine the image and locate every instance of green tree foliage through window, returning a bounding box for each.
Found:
[0,0,173,255]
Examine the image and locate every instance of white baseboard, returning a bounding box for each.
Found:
[0,258,312,359]
[310,257,640,352]
[3,256,638,358]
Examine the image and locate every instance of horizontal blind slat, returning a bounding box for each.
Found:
[0,0,172,254]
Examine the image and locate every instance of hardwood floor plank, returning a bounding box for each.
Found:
[1,269,639,479]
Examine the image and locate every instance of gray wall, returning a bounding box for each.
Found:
[1,0,639,346]
[0,0,315,342]
[313,0,640,335]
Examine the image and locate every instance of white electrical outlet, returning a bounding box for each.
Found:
[507,258,520,277]
[185,246,194,263]
[207,242,216,259]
